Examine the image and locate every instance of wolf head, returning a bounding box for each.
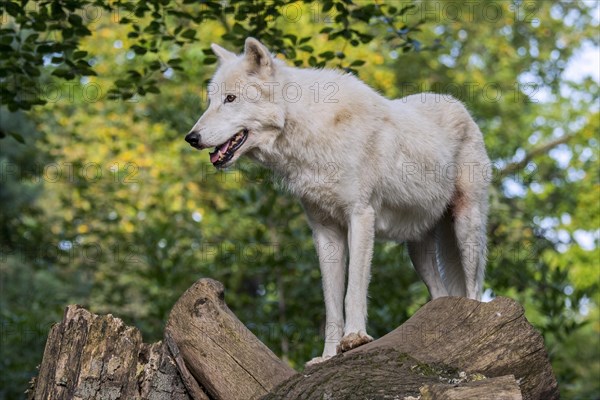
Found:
[185,38,286,169]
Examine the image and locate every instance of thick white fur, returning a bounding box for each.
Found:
[189,38,490,363]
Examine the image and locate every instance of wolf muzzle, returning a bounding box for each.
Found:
[185,131,202,149]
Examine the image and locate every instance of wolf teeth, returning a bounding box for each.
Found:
[229,132,243,148]
[212,130,247,165]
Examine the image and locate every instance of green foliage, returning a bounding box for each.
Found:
[1,1,599,399]
[0,0,425,114]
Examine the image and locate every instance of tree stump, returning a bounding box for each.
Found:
[28,278,559,400]
[28,305,189,400]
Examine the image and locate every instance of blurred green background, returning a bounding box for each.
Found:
[1,1,598,399]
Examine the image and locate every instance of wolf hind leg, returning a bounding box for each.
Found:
[439,123,489,299]
[438,198,487,300]
[436,212,467,297]
[408,230,448,299]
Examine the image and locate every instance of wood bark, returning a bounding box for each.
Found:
[420,375,523,400]
[29,279,558,400]
[263,296,558,400]
[28,305,190,400]
[358,296,558,399]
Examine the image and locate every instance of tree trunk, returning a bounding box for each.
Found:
[28,279,558,400]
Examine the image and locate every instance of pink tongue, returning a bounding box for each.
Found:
[210,140,232,163]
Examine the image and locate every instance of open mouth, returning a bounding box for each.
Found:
[209,129,249,167]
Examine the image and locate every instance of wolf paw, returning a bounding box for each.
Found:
[305,355,332,367]
[336,331,373,354]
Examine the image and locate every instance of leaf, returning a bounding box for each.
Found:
[127,70,142,78]
[318,51,335,60]
[32,20,46,32]
[181,29,196,39]
[68,14,83,27]
[51,68,75,79]
[10,132,25,143]
[148,61,161,71]
[36,44,53,53]
[144,21,161,33]
[73,50,88,59]
[1,35,13,45]
[146,85,160,94]
[284,34,297,45]
[115,79,131,88]
[24,33,39,43]
[232,23,248,35]
[399,4,416,16]
[4,2,22,17]
[131,45,147,55]
[23,64,41,77]
[349,59,366,67]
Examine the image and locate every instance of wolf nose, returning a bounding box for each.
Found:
[185,131,201,147]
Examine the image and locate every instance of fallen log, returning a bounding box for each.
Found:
[420,375,523,400]
[28,278,558,400]
[264,296,558,400]
[164,278,296,400]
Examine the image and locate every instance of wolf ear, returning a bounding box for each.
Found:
[243,37,273,75]
[211,43,236,63]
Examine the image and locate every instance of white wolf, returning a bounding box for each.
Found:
[186,38,490,363]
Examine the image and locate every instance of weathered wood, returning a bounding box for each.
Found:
[260,348,470,399]
[164,331,210,400]
[420,375,523,400]
[352,296,558,400]
[165,278,297,400]
[28,305,191,400]
[263,296,558,400]
[137,341,192,400]
[29,282,558,400]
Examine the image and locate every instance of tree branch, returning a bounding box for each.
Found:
[496,134,576,180]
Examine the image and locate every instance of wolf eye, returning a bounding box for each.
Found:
[224,94,236,103]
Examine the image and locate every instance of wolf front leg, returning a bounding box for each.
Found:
[309,222,347,364]
[337,206,375,353]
